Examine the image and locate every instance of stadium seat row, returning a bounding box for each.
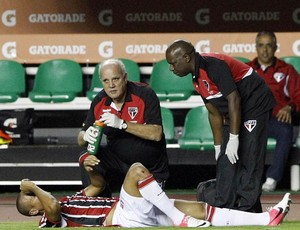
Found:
[0,58,194,103]
[1,56,300,103]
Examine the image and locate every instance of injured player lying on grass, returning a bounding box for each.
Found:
[16,158,291,227]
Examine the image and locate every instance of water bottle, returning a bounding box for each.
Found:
[87,120,105,155]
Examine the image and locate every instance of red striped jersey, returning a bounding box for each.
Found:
[39,190,118,228]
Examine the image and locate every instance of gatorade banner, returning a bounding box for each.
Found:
[1,0,300,33]
[0,33,299,64]
[1,0,300,63]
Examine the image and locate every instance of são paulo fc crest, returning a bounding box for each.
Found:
[128,107,138,119]
[273,72,285,82]
[244,120,257,132]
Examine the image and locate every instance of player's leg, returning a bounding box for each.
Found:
[174,199,206,220]
[206,193,291,226]
[123,162,210,227]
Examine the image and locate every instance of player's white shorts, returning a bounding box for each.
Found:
[112,186,173,227]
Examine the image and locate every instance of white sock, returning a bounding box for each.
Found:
[206,204,269,226]
[138,174,185,226]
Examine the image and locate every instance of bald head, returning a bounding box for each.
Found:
[165,40,196,77]
[166,40,195,57]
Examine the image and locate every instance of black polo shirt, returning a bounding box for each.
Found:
[82,81,168,171]
[193,53,275,118]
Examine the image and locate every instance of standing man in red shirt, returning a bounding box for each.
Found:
[166,40,275,213]
[247,31,300,192]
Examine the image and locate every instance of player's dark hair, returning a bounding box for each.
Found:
[16,192,31,216]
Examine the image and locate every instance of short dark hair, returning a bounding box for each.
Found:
[256,31,277,45]
[167,39,195,55]
[16,192,31,216]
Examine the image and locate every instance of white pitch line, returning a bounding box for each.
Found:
[0,181,82,185]
[0,163,79,167]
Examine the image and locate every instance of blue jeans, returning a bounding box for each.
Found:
[266,117,293,182]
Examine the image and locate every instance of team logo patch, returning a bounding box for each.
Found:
[128,107,138,119]
[244,120,257,132]
[273,72,285,82]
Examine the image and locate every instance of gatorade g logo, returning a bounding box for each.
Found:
[98,41,113,58]
[2,41,17,59]
[2,10,16,27]
[98,9,112,26]
[244,120,257,132]
[195,40,210,53]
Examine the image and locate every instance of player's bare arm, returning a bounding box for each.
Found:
[84,156,107,196]
[20,179,61,222]
[206,102,223,145]
[77,130,86,146]
[226,90,241,135]
[125,122,163,142]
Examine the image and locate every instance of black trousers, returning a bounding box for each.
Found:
[79,146,167,196]
[198,111,271,213]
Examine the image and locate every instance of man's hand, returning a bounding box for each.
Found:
[100,112,123,129]
[20,179,36,195]
[276,105,292,124]
[83,126,98,144]
[84,155,100,172]
[214,145,221,160]
[225,133,239,164]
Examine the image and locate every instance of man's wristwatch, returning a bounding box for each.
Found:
[121,120,128,130]
[288,104,295,113]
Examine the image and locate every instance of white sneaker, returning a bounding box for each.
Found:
[179,215,211,227]
[262,178,277,192]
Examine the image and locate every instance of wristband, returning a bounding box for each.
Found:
[288,104,295,113]
[214,145,221,152]
[79,152,90,165]
[229,133,239,139]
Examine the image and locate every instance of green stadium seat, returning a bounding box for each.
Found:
[178,106,214,150]
[86,63,101,101]
[233,56,251,63]
[29,59,82,103]
[161,107,175,143]
[0,60,25,103]
[149,59,194,101]
[86,58,141,101]
[280,56,300,74]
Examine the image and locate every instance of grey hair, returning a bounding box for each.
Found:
[98,59,127,76]
[256,31,277,47]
